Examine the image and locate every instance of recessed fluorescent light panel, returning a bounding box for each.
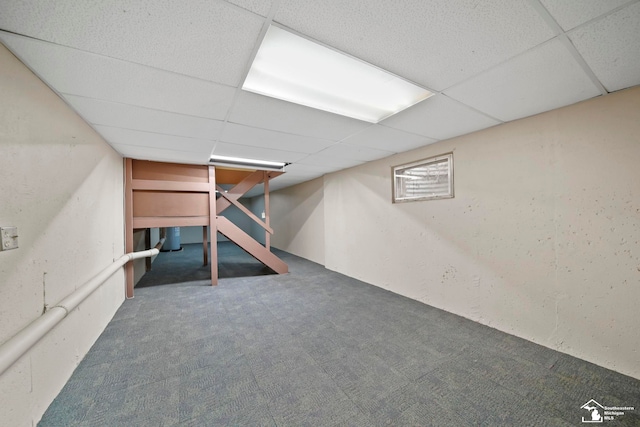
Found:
[210,154,287,171]
[243,26,433,123]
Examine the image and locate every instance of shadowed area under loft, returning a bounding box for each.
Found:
[136,241,276,288]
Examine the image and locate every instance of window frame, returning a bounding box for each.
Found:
[392,153,454,203]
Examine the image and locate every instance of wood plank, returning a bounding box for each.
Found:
[216,168,256,185]
[216,185,273,234]
[125,158,134,298]
[209,166,218,286]
[217,216,288,274]
[132,159,209,182]
[216,170,265,214]
[214,167,284,184]
[267,171,285,180]
[133,216,209,228]
[264,171,271,250]
[133,191,209,217]
[132,179,209,192]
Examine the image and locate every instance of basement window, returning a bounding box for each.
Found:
[393,153,454,203]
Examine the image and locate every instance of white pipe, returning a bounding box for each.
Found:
[154,237,166,251]
[0,248,159,377]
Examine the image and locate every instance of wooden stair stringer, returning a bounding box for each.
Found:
[216,216,288,274]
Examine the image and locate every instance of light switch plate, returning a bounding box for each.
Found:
[0,226,18,251]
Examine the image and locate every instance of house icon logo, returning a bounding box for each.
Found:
[581,399,604,423]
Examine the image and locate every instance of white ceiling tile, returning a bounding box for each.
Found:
[212,141,309,163]
[112,143,209,164]
[341,125,437,153]
[296,154,364,170]
[94,125,216,154]
[226,0,274,17]
[283,163,331,178]
[444,38,602,122]
[381,95,501,141]
[219,123,334,154]
[318,143,394,162]
[568,2,640,92]
[539,0,632,31]
[0,32,236,119]
[0,0,264,86]
[228,91,370,140]
[282,170,324,181]
[64,95,224,140]
[274,0,555,90]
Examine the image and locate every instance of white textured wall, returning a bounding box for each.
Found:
[180,226,209,244]
[268,177,325,266]
[274,87,640,379]
[0,44,125,426]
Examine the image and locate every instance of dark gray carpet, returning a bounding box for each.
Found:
[39,246,640,426]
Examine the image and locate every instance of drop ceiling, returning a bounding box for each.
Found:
[1,0,639,196]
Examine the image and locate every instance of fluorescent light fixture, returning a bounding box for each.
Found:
[243,26,433,123]
[209,154,287,171]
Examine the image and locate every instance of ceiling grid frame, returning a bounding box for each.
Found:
[528,0,609,96]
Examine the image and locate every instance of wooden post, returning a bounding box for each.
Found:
[124,158,135,298]
[208,166,218,285]
[264,171,271,250]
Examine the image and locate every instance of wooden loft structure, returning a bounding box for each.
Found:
[124,158,288,298]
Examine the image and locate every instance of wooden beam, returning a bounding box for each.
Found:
[131,159,208,182]
[264,171,271,250]
[124,158,134,298]
[215,168,256,185]
[132,216,209,229]
[217,217,288,274]
[132,179,209,192]
[133,191,209,217]
[216,170,265,214]
[209,166,218,286]
[216,185,273,235]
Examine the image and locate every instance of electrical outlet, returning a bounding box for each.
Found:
[0,226,18,251]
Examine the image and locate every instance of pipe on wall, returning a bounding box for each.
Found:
[0,248,159,377]
[154,236,166,251]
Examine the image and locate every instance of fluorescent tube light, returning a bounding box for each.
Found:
[243,26,433,123]
[209,155,287,171]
